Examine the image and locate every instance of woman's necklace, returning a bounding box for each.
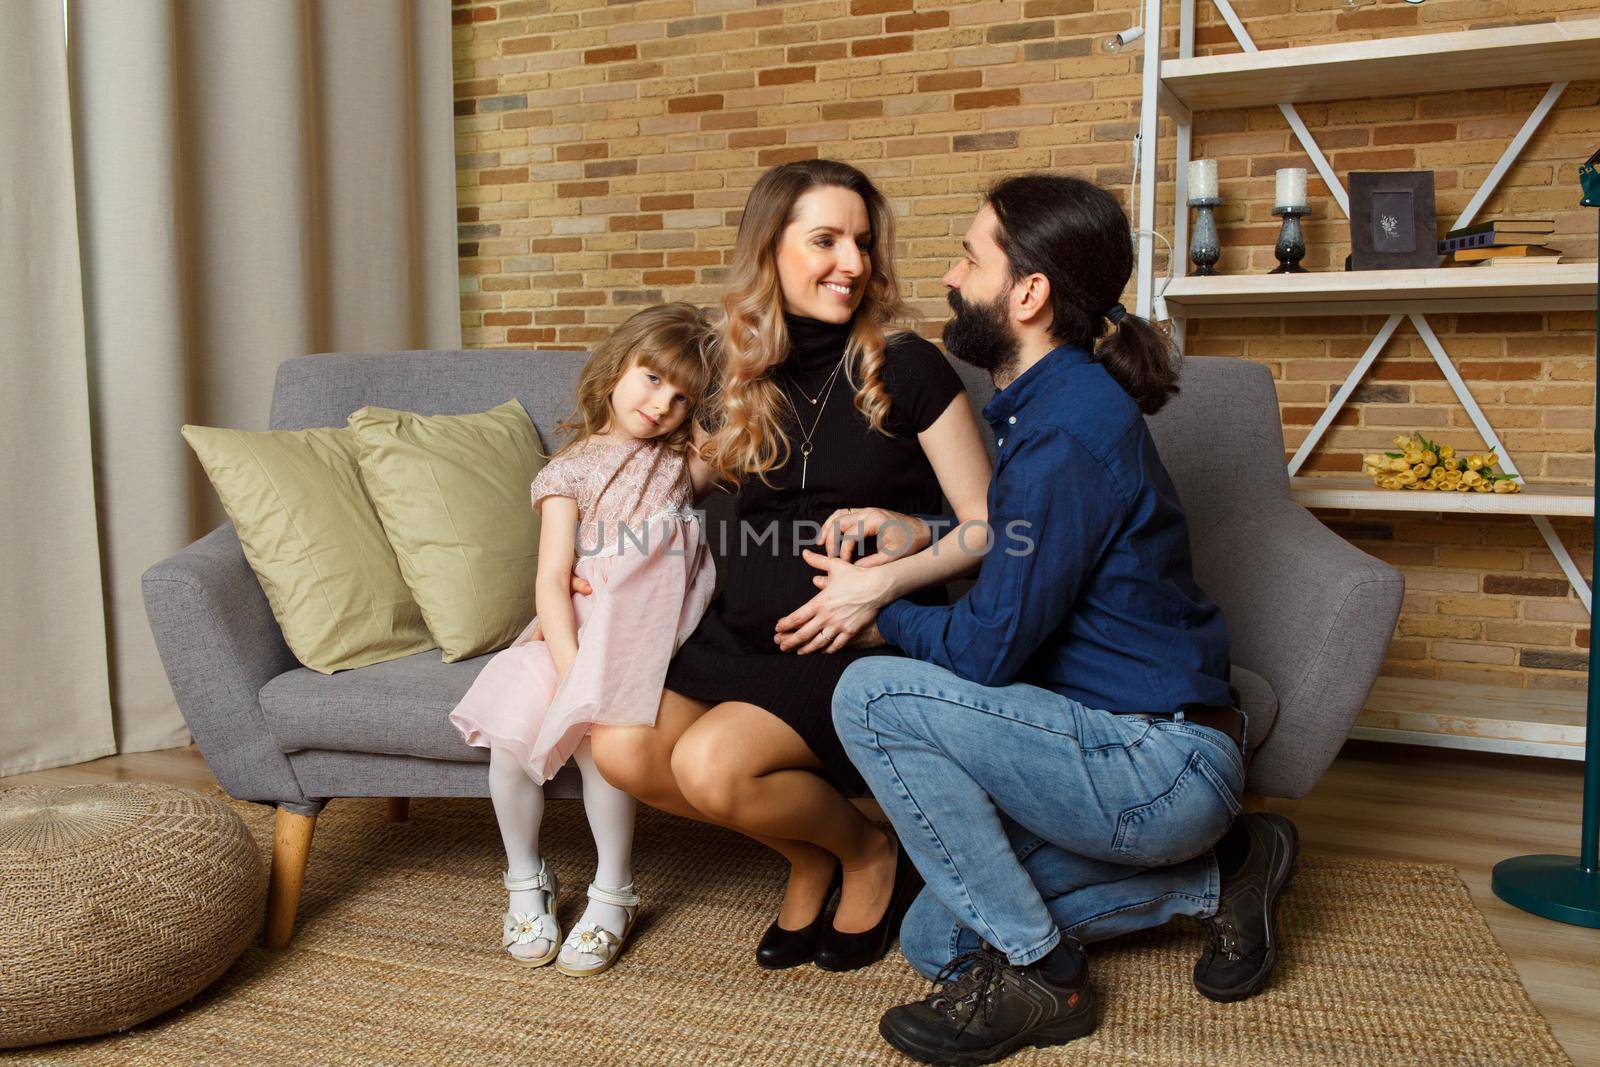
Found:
[789,353,846,406]
[793,360,845,490]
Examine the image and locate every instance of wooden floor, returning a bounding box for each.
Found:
[6,741,1599,1065]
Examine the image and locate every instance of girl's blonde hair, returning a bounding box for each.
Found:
[555,302,721,457]
[707,159,907,484]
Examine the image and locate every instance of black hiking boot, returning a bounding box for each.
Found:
[1194,812,1300,1002]
[878,945,1096,1065]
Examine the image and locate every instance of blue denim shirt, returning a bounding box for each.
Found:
[877,344,1232,712]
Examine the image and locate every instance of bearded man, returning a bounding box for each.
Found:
[831,174,1299,1066]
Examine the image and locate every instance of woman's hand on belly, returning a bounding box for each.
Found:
[773,550,895,655]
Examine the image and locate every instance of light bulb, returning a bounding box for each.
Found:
[1103,26,1144,53]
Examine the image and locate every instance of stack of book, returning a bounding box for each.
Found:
[1439,219,1561,266]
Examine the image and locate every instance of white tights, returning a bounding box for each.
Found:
[489,739,635,959]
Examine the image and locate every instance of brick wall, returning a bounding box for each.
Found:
[452,0,1599,693]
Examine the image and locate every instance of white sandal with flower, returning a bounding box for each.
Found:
[501,862,560,968]
[554,882,640,977]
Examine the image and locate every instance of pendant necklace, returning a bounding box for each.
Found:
[793,357,845,490]
[790,352,846,406]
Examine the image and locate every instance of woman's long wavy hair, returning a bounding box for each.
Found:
[554,302,721,457]
[707,159,907,483]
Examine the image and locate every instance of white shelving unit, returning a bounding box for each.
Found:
[1133,8,1600,758]
[1158,19,1600,113]
[1163,263,1598,319]
[1290,476,1595,519]
[1352,677,1586,761]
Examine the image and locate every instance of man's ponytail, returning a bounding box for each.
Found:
[1094,308,1179,415]
[986,174,1180,415]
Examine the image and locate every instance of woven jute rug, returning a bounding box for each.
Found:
[8,794,1569,1066]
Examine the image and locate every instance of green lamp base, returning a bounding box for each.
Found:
[1492,855,1600,929]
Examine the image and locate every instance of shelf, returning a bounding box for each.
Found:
[1159,17,1600,113]
[1351,676,1586,760]
[1161,263,1597,318]
[1292,476,1594,518]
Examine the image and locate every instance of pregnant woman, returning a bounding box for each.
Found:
[589,159,992,971]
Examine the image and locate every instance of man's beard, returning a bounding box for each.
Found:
[942,287,1020,380]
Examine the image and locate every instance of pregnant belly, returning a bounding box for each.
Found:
[715,542,830,640]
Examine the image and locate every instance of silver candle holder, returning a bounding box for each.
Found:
[1188,196,1222,276]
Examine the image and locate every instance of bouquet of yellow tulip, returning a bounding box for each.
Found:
[1361,433,1523,494]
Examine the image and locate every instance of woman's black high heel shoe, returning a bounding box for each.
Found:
[755,863,843,970]
[813,840,923,973]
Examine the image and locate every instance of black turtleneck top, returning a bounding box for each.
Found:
[740,314,962,523]
[665,313,966,792]
[777,311,854,398]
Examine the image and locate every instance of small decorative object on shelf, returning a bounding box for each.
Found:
[1360,433,1523,494]
[1275,167,1307,210]
[1187,158,1222,276]
[1349,171,1437,270]
[1270,169,1311,274]
[1270,207,1311,273]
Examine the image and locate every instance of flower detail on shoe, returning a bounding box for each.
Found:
[501,863,560,966]
[502,910,559,948]
[569,924,613,955]
[558,922,622,973]
[555,882,640,977]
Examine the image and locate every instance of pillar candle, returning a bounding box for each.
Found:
[1275,167,1307,209]
[1188,158,1218,200]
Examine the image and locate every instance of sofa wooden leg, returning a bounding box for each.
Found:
[264,806,317,950]
[1241,792,1269,814]
[387,797,410,822]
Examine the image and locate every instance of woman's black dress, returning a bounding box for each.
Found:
[664,313,965,793]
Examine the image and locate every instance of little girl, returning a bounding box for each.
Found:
[450,302,721,976]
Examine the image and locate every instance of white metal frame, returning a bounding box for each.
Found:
[1136,3,1591,611]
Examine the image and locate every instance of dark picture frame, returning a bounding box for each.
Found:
[1349,171,1437,270]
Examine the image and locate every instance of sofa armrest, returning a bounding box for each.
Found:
[141,523,318,814]
[1194,499,1404,799]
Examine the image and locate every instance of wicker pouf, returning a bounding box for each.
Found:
[0,782,266,1049]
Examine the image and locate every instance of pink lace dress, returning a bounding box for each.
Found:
[449,436,715,783]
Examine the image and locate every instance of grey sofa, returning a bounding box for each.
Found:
[143,349,1403,948]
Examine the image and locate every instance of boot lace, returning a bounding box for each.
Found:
[927,948,1005,1034]
[1202,912,1242,962]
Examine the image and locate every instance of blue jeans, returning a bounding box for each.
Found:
[832,656,1245,979]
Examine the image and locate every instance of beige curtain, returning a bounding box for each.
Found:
[2,0,118,774]
[1,0,460,776]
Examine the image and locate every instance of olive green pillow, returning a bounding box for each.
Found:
[180,424,435,674]
[346,400,547,662]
